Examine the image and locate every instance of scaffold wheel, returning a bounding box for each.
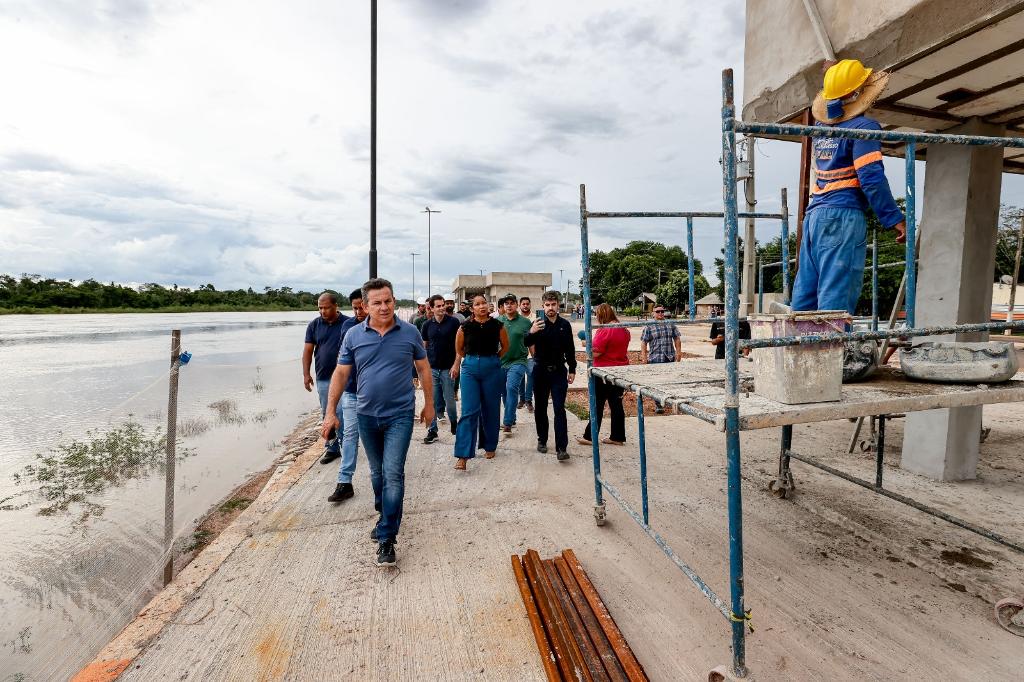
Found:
[594,504,606,527]
[769,472,795,500]
[994,596,1024,636]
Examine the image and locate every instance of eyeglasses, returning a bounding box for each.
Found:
[654,309,666,314]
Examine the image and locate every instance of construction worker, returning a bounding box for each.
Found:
[792,59,907,315]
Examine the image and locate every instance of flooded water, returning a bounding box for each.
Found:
[0,311,333,680]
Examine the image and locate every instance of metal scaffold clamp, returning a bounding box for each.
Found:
[730,608,754,633]
[593,503,606,527]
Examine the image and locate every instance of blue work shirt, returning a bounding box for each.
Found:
[304,313,349,381]
[420,314,461,370]
[807,114,904,229]
[338,318,426,418]
[338,316,363,394]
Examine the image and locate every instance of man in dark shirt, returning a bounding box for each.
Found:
[303,292,349,464]
[524,291,576,461]
[709,319,751,360]
[421,294,460,443]
[326,289,368,504]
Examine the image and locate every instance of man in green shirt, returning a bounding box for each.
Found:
[498,293,532,434]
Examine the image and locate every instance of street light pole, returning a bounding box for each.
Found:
[410,252,420,302]
[369,0,378,278]
[422,207,441,295]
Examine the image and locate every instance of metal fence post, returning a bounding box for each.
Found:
[687,217,696,320]
[871,230,879,331]
[781,188,791,305]
[904,142,917,328]
[580,184,605,525]
[163,330,181,586]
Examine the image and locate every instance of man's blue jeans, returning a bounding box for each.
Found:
[358,412,414,542]
[429,368,457,433]
[791,206,867,314]
[533,364,569,451]
[519,357,535,403]
[316,379,344,453]
[501,363,528,427]
[337,391,359,484]
[454,355,503,458]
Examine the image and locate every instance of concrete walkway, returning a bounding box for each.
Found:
[82,352,1024,680]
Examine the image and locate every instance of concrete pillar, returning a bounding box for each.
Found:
[902,119,1004,481]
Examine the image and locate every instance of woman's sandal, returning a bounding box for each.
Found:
[484,451,496,459]
[454,458,467,470]
[576,437,593,446]
[600,438,625,446]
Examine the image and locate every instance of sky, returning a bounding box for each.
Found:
[2,0,1023,300]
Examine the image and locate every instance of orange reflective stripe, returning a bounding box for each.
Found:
[815,165,856,179]
[812,178,861,194]
[853,151,883,170]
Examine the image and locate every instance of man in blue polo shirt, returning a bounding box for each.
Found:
[421,293,460,444]
[303,291,348,464]
[323,278,433,567]
[326,288,368,504]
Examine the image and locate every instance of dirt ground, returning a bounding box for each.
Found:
[90,325,1024,681]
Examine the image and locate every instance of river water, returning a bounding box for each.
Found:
[0,311,336,680]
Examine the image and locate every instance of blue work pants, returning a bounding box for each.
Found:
[501,363,528,427]
[336,391,359,484]
[429,368,457,433]
[454,355,502,458]
[357,412,414,542]
[791,207,867,314]
[316,379,344,453]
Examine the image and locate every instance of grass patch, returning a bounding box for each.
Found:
[178,417,211,437]
[185,529,214,552]
[565,401,590,421]
[7,419,193,522]
[251,366,265,394]
[218,497,252,513]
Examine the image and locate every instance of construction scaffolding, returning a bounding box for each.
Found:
[579,68,1024,678]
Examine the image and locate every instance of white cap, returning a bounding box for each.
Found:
[443,292,456,301]
[416,297,427,305]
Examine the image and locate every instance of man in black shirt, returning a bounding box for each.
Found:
[709,319,751,360]
[524,291,576,461]
[421,294,460,443]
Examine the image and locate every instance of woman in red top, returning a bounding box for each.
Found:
[579,303,630,446]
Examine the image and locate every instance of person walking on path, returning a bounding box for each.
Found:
[444,294,466,323]
[640,305,680,413]
[325,289,368,503]
[322,278,433,567]
[421,294,460,444]
[451,294,509,470]
[578,304,629,447]
[524,291,576,461]
[793,58,906,314]
[303,291,349,464]
[498,293,532,436]
[517,297,536,412]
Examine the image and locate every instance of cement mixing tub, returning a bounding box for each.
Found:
[750,311,851,404]
[900,341,1020,383]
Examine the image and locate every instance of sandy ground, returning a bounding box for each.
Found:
[92,326,1024,681]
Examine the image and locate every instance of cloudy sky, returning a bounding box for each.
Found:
[2,0,1023,299]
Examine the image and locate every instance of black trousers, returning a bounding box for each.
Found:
[582,381,626,443]
[533,365,569,451]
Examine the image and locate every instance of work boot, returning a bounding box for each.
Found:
[423,430,439,444]
[327,482,354,503]
[503,425,512,435]
[517,400,526,409]
[537,442,548,454]
[556,450,570,462]
[526,401,534,413]
[376,539,397,567]
[450,421,457,435]
[320,448,341,464]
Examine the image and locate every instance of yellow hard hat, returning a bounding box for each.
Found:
[823,59,873,101]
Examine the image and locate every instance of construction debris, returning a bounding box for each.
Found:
[512,549,648,682]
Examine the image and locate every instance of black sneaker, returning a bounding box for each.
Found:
[327,482,353,503]
[320,449,341,464]
[376,539,396,567]
[556,450,569,462]
[537,442,548,454]
[450,421,457,435]
[423,431,439,444]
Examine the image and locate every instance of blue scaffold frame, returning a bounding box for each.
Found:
[579,67,1024,679]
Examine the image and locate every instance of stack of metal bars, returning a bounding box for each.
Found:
[511,549,648,682]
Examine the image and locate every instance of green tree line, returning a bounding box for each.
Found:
[0,274,328,313]
[584,240,711,313]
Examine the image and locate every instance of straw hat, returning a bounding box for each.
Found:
[812,59,890,124]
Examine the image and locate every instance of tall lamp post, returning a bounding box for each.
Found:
[410,252,420,302]
[422,206,441,295]
[369,0,378,278]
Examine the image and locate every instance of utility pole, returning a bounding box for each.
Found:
[422,207,441,295]
[369,0,378,278]
[1006,213,1024,336]
[559,269,564,309]
[410,252,420,302]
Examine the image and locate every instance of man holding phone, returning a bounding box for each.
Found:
[524,291,576,461]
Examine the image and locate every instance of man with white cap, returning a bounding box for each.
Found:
[793,58,906,315]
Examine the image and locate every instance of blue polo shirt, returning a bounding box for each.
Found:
[338,318,427,418]
[338,316,363,394]
[304,313,349,381]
